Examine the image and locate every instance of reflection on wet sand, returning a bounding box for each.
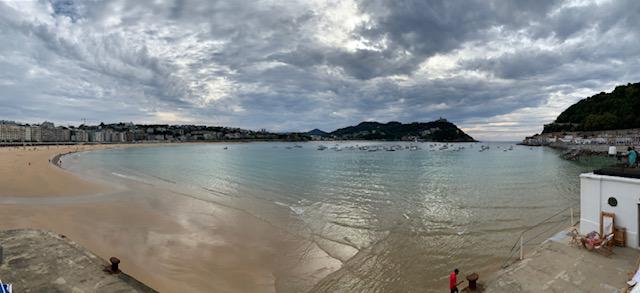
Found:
[0,145,340,293]
[0,142,601,292]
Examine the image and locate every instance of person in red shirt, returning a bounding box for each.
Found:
[449,268,460,293]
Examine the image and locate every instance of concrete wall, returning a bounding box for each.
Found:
[580,173,640,249]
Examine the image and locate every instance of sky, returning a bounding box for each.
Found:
[1,0,639,140]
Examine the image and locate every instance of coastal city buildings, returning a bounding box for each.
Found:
[0,120,290,144]
[523,129,640,147]
[0,122,26,142]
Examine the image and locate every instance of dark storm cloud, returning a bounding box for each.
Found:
[270,47,416,80]
[268,0,564,81]
[0,0,639,139]
[358,0,558,55]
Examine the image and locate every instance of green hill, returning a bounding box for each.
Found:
[330,119,476,142]
[543,82,640,133]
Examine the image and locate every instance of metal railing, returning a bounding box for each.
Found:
[501,205,579,269]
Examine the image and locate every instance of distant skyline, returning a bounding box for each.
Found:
[1,0,639,141]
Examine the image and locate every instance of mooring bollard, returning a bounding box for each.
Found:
[466,273,479,291]
[110,257,121,273]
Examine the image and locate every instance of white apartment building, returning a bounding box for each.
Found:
[0,124,26,142]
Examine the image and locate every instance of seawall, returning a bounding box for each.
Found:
[0,229,156,292]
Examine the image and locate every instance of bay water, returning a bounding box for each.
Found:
[65,141,607,292]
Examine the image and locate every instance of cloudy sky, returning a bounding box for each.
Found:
[1,0,639,140]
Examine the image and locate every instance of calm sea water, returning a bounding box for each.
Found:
[66,141,608,292]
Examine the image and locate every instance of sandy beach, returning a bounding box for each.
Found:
[0,144,340,293]
[0,145,112,197]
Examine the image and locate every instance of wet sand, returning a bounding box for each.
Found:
[0,144,340,292]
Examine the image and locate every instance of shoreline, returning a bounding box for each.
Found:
[0,139,484,150]
[0,143,342,292]
[521,142,627,161]
[521,141,632,154]
[0,140,309,149]
[1,141,563,292]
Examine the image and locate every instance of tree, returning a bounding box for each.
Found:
[583,113,618,130]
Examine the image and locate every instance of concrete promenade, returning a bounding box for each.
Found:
[484,231,637,292]
[0,229,156,292]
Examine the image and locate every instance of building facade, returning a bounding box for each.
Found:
[0,123,26,142]
[580,171,640,249]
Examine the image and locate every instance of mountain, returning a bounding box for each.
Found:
[306,128,329,137]
[329,119,476,142]
[543,82,640,133]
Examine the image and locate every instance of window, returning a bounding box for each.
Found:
[608,197,618,207]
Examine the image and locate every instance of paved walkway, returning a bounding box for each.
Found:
[0,229,156,292]
[484,232,638,292]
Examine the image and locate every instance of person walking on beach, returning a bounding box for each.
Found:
[449,268,461,293]
[627,147,638,167]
